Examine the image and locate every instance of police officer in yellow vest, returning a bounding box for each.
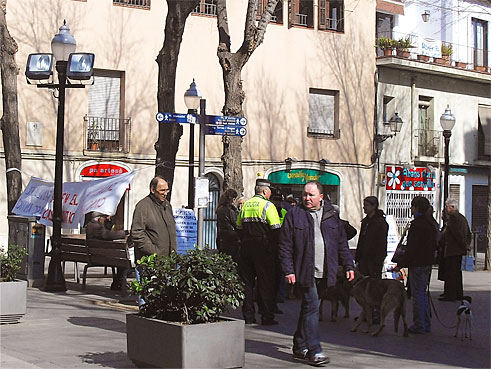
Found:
[237,178,281,325]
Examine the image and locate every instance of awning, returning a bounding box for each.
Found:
[268,169,340,186]
[478,105,491,155]
[376,0,404,15]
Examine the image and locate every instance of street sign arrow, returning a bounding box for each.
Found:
[205,115,247,126]
[156,112,197,124]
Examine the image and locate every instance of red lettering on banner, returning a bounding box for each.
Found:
[70,194,79,206]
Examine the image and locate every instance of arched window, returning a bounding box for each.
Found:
[203,173,221,249]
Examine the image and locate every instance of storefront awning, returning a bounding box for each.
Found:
[268,169,340,186]
[376,0,404,15]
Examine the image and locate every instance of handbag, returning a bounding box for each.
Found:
[391,225,409,265]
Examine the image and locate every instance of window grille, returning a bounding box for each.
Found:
[113,0,150,9]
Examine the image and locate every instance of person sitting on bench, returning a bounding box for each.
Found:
[86,211,127,290]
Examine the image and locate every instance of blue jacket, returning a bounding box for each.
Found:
[278,201,354,287]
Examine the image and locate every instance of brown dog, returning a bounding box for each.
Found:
[350,272,408,337]
[318,266,351,322]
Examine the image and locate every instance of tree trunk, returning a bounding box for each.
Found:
[216,0,279,194]
[0,5,22,214]
[155,0,199,200]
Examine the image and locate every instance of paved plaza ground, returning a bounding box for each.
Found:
[1,256,490,369]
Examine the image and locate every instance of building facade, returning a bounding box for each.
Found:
[1,0,377,247]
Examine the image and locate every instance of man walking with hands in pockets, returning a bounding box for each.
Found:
[279,181,354,367]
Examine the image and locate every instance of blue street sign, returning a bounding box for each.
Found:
[156,112,197,124]
[205,125,247,137]
[205,115,247,126]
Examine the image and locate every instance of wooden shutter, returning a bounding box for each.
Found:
[449,184,460,207]
[288,0,295,28]
[319,0,327,29]
[478,105,491,155]
[88,75,121,119]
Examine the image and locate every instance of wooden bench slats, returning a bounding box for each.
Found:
[86,241,128,249]
[61,237,86,246]
[60,244,89,254]
[88,248,129,258]
[90,256,130,269]
[61,254,90,263]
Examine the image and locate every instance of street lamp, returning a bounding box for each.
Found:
[25,21,95,292]
[440,105,456,209]
[421,10,430,23]
[184,80,202,209]
[375,112,404,143]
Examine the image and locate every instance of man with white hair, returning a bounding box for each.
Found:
[439,199,471,302]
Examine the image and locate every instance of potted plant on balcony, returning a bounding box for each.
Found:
[376,37,395,56]
[441,43,452,64]
[395,37,413,58]
[127,247,245,368]
[0,245,28,324]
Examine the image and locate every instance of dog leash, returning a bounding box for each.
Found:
[428,293,457,329]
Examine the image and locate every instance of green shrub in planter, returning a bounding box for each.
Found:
[0,245,27,282]
[131,248,244,324]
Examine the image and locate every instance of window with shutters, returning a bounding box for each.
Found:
[477,105,491,160]
[318,0,344,32]
[85,69,131,153]
[288,0,313,28]
[113,0,150,9]
[308,88,340,139]
[449,184,460,207]
[256,0,283,24]
[192,0,217,16]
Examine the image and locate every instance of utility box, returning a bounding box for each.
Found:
[7,215,46,287]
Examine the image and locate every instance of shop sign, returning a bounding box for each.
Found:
[268,169,340,185]
[385,165,435,191]
[80,163,128,177]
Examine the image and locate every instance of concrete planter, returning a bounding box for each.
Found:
[0,280,27,324]
[126,314,244,368]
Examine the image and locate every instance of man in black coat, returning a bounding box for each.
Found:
[355,196,388,278]
[439,199,471,301]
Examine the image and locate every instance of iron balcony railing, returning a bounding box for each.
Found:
[84,115,131,154]
[414,129,442,158]
[113,0,150,9]
[295,13,308,27]
[192,2,217,16]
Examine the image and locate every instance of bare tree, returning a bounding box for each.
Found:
[216,0,280,194]
[0,2,22,214]
[155,0,200,199]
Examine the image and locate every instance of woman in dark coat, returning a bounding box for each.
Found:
[216,189,240,263]
[355,196,389,278]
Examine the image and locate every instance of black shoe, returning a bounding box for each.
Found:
[261,319,279,326]
[438,297,456,302]
[308,352,330,367]
[439,293,446,298]
[245,318,257,325]
[110,282,122,291]
[292,348,308,360]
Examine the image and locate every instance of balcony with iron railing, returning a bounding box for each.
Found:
[414,129,442,159]
[84,115,131,154]
[113,0,150,9]
[376,31,491,74]
[192,2,217,16]
[294,13,308,27]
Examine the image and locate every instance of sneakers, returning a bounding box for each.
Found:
[293,349,330,367]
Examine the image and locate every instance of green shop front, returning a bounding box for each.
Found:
[267,169,341,204]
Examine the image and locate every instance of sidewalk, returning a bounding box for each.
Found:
[1,262,490,368]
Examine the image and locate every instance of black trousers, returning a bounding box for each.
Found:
[443,255,463,300]
[239,240,275,322]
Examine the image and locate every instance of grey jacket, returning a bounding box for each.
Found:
[130,194,177,260]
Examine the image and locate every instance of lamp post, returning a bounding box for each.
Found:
[25,21,95,292]
[440,105,456,209]
[184,80,202,209]
[197,98,206,248]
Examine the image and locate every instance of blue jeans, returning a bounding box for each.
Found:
[293,279,323,356]
[408,265,432,332]
[135,266,145,307]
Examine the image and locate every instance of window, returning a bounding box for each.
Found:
[376,12,393,56]
[382,96,394,124]
[85,70,131,153]
[318,0,344,32]
[257,0,283,24]
[203,173,221,250]
[472,18,488,67]
[417,97,440,157]
[113,0,150,9]
[288,0,313,28]
[478,105,491,159]
[449,184,460,207]
[192,0,217,16]
[308,88,339,138]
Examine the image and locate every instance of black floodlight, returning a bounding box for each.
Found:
[67,53,95,80]
[25,53,53,81]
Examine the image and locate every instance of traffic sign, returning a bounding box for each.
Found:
[205,125,247,137]
[205,115,247,126]
[156,112,197,124]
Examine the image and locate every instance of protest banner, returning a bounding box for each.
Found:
[12,177,53,218]
[173,208,198,254]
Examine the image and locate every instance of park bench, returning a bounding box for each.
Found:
[56,234,134,295]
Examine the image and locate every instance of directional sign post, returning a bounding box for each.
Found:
[205,125,247,137]
[156,112,197,124]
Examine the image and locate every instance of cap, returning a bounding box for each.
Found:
[91,211,109,219]
[255,178,272,187]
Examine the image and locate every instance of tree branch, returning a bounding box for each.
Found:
[217,0,231,53]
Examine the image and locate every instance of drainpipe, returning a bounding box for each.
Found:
[410,77,416,161]
[374,69,381,201]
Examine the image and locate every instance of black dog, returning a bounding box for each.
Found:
[318,267,351,322]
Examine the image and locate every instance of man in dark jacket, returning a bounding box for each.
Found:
[130,176,177,261]
[86,212,127,290]
[355,196,388,278]
[439,199,471,301]
[400,196,438,334]
[279,181,354,367]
